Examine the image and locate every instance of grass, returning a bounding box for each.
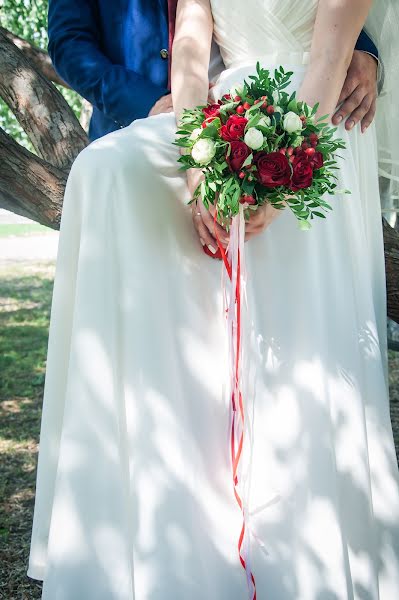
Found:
[0,224,53,238]
[0,262,54,600]
[0,256,398,599]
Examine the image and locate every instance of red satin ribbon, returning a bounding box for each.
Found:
[214,210,257,600]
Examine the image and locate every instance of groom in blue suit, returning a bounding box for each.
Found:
[47,0,380,142]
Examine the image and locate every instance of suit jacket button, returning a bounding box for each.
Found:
[160,48,169,59]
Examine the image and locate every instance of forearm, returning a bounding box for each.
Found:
[171,0,213,125]
[299,0,373,118]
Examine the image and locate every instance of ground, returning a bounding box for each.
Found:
[0,220,398,599]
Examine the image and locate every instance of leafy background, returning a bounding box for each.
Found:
[0,0,83,151]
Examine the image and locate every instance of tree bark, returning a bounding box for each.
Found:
[0,128,66,228]
[384,218,399,325]
[0,29,88,170]
[0,26,67,88]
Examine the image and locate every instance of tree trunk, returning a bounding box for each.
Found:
[0,26,67,88]
[0,128,66,227]
[384,218,399,325]
[0,29,87,170]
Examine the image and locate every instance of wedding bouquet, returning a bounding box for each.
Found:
[175,63,347,231]
[175,65,348,600]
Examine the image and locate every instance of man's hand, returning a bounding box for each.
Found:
[332,50,378,133]
[148,93,173,117]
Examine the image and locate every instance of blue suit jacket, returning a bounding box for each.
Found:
[47,0,378,141]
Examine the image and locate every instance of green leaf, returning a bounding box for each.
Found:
[298,219,312,230]
[242,153,254,168]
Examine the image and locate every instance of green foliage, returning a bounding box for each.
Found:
[0,0,83,150]
[175,64,349,228]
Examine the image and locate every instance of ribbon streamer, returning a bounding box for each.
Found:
[214,205,257,600]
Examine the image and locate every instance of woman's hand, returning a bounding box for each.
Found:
[244,202,283,241]
[187,167,282,250]
[187,169,230,255]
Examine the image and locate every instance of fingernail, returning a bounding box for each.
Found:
[335,115,343,124]
[199,237,205,246]
[208,244,217,254]
[347,120,355,130]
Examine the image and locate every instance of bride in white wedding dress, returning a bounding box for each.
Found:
[27,0,399,598]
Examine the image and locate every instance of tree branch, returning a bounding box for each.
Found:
[0,26,67,88]
[0,28,88,170]
[0,127,65,228]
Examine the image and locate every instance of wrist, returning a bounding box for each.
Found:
[300,60,347,117]
[309,51,352,74]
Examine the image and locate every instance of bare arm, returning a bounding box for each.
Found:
[171,0,228,255]
[171,0,213,125]
[299,0,373,120]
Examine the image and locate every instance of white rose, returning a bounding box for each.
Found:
[244,127,264,150]
[191,138,216,165]
[258,116,271,128]
[189,128,203,141]
[283,111,303,134]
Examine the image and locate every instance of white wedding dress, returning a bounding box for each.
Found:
[27,1,399,598]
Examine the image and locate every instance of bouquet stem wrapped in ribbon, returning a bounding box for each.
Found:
[175,64,348,599]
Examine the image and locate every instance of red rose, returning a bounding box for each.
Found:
[290,155,314,191]
[202,104,220,119]
[220,115,248,141]
[297,148,324,170]
[310,151,324,170]
[227,141,251,172]
[254,152,291,188]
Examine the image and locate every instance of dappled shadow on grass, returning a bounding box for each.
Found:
[0,266,54,400]
[0,263,55,599]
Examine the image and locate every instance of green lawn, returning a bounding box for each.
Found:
[0,254,398,598]
[0,224,53,238]
[0,262,54,599]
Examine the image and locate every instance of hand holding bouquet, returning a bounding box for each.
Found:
[175,63,348,234]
